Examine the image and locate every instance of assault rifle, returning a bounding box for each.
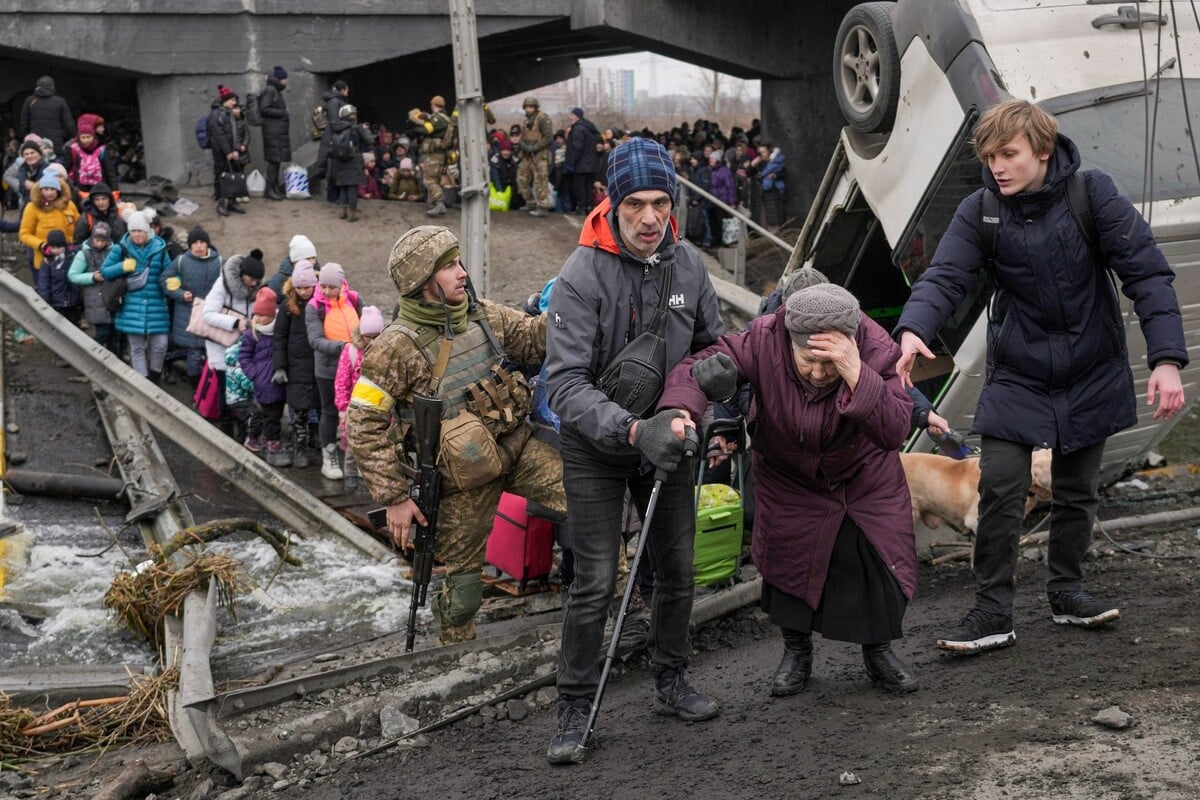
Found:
[406,394,444,652]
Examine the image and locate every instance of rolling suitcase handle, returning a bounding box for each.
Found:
[695,416,746,516]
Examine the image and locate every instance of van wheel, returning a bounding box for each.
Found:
[834,2,901,133]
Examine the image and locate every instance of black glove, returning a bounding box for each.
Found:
[632,410,688,473]
[692,353,738,402]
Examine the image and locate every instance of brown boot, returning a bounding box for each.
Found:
[346,208,358,223]
[339,206,347,219]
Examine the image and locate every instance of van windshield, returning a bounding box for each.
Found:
[1051,78,1200,205]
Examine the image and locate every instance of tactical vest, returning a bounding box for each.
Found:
[522,112,550,148]
[419,112,453,154]
[393,316,530,431]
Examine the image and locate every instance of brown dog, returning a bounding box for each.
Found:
[899,450,1052,535]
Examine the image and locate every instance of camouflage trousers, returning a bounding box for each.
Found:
[516,149,552,209]
[421,152,445,205]
[433,433,565,644]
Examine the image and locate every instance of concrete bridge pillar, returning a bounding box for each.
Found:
[761,76,846,228]
[138,72,323,189]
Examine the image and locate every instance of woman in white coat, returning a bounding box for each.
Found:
[201,249,265,436]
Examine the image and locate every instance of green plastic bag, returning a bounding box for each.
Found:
[488,182,512,212]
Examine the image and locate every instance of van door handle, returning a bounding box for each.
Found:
[1092,5,1167,29]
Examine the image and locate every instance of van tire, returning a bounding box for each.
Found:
[834,2,901,133]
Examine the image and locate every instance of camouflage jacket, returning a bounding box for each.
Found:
[346,299,547,506]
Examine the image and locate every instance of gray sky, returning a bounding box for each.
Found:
[580,52,760,98]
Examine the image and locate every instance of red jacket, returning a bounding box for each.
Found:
[660,307,917,606]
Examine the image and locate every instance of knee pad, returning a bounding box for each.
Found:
[436,571,484,628]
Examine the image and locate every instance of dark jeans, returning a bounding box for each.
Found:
[557,433,697,699]
[335,185,358,211]
[974,436,1105,614]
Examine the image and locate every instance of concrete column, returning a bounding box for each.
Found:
[760,77,845,230]
[138,72,324,188]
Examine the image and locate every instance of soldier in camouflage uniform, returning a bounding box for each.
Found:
[347,225,565,645]
[516,96,554,217]
[408,96,454,218]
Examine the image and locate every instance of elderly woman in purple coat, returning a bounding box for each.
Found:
[660,283,919,695]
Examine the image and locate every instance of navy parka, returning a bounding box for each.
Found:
[895,134,1187,453]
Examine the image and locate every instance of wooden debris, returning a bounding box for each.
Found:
[157,517,302,565]
[0,670,176,762]
[93,758,176,800]
[930,548,972,566]
[103,517,301,649]
[104,553,252,648]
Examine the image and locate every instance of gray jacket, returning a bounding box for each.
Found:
[545,208,724,453]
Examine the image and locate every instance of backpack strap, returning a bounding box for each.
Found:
[980,188,1000,268]
[1065,170,1100,259]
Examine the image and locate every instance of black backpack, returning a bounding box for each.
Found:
[244,92,262,127]
[329,126,355,160]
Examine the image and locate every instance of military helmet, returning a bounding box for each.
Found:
[523,96,539,109]
[389,225,460,296]
[430,95,446,108]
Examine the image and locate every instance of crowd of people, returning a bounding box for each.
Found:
[196,73,787,242]
[3,73,1184,773]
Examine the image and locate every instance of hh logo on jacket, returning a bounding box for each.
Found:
[668,293,685,309]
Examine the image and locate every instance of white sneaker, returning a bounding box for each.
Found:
[321,444,344,480]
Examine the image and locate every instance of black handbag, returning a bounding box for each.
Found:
[596,260,674,418]
[218,170,248,199]
[100,275,128,314]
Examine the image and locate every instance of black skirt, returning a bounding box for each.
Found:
[760,515,906,644]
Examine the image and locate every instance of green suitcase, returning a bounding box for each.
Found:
[693,418,746,587]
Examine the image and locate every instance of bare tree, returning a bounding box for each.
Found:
[690,69,755,124]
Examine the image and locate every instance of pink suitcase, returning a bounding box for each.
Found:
[486,492,555,590]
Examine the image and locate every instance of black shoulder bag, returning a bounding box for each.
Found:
[596,259,674,418]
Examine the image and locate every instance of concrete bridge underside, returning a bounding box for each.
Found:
[1,0,859,220]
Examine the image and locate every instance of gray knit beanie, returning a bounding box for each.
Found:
[784,284,860,346]
[780,266,830,300]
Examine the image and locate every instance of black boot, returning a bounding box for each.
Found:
[546,695,591,765]
[770,629,812,697]
[217,198,229,217]
[653,668,720,721]
[291,417,311,468]
[862,643,919,694]
[147,370,162,386]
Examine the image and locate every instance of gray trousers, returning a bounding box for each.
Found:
[974,437,1105,614]
[557,433,696,699]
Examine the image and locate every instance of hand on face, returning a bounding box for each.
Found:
[804,331,861,390]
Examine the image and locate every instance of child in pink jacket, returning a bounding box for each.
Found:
[334,305,384,492]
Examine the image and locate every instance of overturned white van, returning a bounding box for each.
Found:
[795,0,1200,481]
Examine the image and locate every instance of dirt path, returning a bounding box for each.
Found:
[287,537,1199,800]
[158,190,582,312]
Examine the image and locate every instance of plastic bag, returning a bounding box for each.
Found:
[721,217,740,246]
[283,164,310,199]
[488,182,512,212]
[245,169,267,196]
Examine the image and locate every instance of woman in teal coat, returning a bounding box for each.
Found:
[100,210,171,381]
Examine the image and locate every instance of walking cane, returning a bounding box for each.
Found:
[581,425,700,751]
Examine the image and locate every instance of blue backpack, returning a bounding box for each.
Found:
[195,115,211,149]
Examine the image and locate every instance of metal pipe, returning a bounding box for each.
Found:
[4,468,124,501]
[450,0,490,296]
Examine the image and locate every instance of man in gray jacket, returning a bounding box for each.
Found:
[544,137,725,765]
